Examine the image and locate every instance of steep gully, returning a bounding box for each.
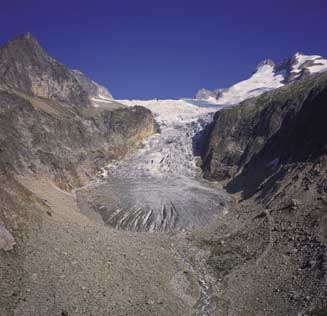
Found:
[73,99,231,316]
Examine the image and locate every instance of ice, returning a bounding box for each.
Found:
[78,99,231,232]
[117,98,220,125]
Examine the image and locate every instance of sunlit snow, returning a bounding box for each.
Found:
[292,52,327,78]
[216,64,285,105]
[196,52,327,105]
[117,98,221,124]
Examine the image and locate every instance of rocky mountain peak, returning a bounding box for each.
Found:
[256,59,275,70]
[15,32,38,43]
[9,32,38,45]
[2,32,45,58]
[0,33,113,107]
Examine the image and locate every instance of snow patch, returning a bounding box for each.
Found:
[196,52,327,106]
[291,53,327,77]
[215,64,285,105]
[116,98,222,125]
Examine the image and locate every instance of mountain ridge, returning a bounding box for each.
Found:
[195,52,327,105]
[0,32,113,107]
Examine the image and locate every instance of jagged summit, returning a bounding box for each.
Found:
[0,33,113,106]
[7,32,39,44]
[195,52,327,105]
[256,59,275,70]
[1,32,46,59]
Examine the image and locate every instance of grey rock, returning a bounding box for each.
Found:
[71,69,113,100]
[0,32,113,107]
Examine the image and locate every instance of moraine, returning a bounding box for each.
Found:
[76,99,231,232]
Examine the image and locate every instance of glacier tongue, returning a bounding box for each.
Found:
[76,99,231,232]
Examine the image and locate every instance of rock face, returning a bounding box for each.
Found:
[195,52,327,105]
[201,72,327,190]
[0,90,154,188]
[71,69,114,106]
[196,71,327,315]
[0,33,113,106]
[71,70,112,99]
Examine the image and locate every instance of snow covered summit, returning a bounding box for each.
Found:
[287,52,327,81]
[195,52,327,105]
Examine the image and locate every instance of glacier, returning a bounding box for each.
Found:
[76,98,231,232]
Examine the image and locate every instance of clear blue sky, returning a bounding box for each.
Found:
[1,0,327,99]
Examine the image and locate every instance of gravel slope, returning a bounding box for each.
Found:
[2,176,202,316]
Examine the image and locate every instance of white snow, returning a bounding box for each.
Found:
[91,94,117,108]
[215,64,285,105]
[197,52,327,106]
[292,53,327,77]
[117,98,223,124]
[309,59,327,74]
[97,94,113,101]
[91,97,114,103]
[293,53,321,67]
[103,98,227,179]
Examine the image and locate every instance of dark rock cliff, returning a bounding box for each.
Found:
[202,72,327,198]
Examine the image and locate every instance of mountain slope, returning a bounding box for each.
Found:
[0,34,202,316]
[194,71,327,316]
[71,69,114,106]
[195,52,327,105]
[0,33,155,252]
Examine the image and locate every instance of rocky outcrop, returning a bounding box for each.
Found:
[0,90,154,189]
[0,33,114,107]
[0,33,90,106]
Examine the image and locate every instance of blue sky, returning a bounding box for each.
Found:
[1,0,327,99]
